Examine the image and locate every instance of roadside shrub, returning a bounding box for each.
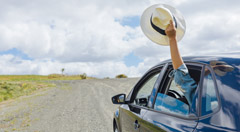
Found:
[115,74,128,78]
[79,73,87,79]
[0,82,20,101]
[48,74,62,79]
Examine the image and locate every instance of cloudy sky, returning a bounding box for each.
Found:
[0,0,239,78]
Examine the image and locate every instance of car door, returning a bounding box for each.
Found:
[119,64,167,132]
[140,63,203,132]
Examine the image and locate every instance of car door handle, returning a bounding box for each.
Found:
[133,121,140,129]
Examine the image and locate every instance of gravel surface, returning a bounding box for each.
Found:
[0,78,139,132]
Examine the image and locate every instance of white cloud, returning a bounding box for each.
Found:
[0,0,239,77]
[0,0,151,62]
[180,10,240,56]
[0,54,143,78]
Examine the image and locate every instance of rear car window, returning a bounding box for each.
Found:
[201,67,219,116]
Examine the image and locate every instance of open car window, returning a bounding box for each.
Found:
[154,64,202,117]
[154,92,190,116]
[154,77,191,116]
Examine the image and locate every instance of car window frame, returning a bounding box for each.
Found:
[129,63,168,109]
[149,62,204,120]
[198,64,221,119]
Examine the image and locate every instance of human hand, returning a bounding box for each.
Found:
[165,20,176,39]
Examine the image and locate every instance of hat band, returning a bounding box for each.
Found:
[150,15,177,36]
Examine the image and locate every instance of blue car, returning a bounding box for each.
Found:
[112,53,240,132]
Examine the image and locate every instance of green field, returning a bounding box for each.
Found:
[0,74,92,81]
[0,74,92,102]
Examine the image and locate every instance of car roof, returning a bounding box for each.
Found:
[157,52,240,66]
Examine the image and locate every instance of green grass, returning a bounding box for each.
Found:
[0,74,94,103]
[0,81,55,102]
[0,74,93,81]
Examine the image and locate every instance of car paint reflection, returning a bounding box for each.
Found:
[154,93,189,116]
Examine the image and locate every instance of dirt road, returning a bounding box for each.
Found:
[0,78,139,132]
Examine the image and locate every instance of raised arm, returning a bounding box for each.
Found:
[165,20,184,69]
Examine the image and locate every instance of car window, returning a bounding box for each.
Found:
[154,65,201,117]
[201,67,219,116]
[133,72,160,107]
[168,79,186,101]
[154,78,190,116]
[154,93,189,116]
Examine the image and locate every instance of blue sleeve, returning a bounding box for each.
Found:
[171,64,197,105]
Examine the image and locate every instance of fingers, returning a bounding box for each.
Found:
[169,20,173,26]
[166,20,173,29]
[166,23,170,30]
[165,19,176,38]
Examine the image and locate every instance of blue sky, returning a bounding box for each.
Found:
[0,0,239,77]
[119,16,143,67]
[123,52,143,67]
[118,16,140,28]
[0,48,33,60]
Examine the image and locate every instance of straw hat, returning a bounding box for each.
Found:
[141,4,186,46]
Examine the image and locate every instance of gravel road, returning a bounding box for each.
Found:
[0,78,139,132]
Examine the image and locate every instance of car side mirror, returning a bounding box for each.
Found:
[112,94,126,104]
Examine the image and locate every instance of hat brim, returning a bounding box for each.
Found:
[141,4,186,46]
